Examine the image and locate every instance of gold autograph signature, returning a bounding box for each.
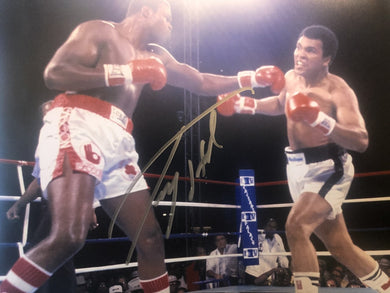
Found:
[108,87,253,263]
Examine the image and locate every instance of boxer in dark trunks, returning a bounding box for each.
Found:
[217,25,390,293]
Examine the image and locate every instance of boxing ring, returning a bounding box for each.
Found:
[193,285,379,292]
[1,158,390,292]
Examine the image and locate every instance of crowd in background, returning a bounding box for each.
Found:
[73,243,390,292]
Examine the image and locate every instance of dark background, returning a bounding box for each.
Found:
[0,0,389,271]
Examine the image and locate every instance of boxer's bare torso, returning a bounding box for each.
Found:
[45,20,159,117]
[284,70,342,150]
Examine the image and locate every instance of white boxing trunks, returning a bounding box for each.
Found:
[285,144,354,220]
[35,93,148,205]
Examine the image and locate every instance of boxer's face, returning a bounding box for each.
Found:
[148,1,172,45]
[294,36,330,77]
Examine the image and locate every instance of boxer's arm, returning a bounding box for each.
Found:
[168,61,287,99]
[150,43,286,96]
[255,91,286,116]
[147,43,244,95]
[168,60,239,96]
[328,85,368,152]
[6,178,41,220]
[217,93,285,116]
[44,21,116,91]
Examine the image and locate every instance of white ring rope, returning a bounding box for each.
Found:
[1,195,390,208]
[74,250,390,275]
[16,165,30,247]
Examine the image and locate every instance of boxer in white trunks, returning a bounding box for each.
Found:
[216,25,390,293]
[0,1,285,292]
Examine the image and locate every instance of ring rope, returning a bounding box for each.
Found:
[1,196,390,209]
[75,249,390,275]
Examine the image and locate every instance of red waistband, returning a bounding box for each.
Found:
[50,93,133,134]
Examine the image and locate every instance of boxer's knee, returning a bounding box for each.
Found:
[48,224,89,256]
[286,214,313,244]
[136,224,164,256]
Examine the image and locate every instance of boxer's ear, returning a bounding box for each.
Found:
[322,55,331,67]
[141,6,153,18]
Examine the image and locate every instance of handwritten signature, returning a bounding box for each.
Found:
[108,87,253,263]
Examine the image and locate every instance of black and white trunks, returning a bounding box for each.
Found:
[285,144,354,219]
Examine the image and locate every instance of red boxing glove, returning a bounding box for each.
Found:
[216,93,256,116]
[287,92,336,135]
[104,56,167,90]
[130,57,167,90]
[238,66,285,94]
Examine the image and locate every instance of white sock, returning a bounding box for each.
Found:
[360,263,390,292]
[293,272,320,293]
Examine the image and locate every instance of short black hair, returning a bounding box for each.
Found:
[299,25,339,65]
[265,218,278,228]
[126,0,165,17]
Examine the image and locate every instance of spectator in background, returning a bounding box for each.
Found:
[117,274,129,292]
[379,257,390,277]
[332,264,345,287]
[168,275,181,293]
[167,262,187,291]
[95,281,110,293]
[245,218,289,286]
[328,266,343,287]
[326,278,338,288]
[272,267,293,287]
[344,269,365,288]
[127,271,143,293]
[318,258,331,287]
[184,246,207,291]
[206,235,239,286]
[109,284,124,293]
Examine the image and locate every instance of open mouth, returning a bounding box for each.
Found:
[295,60,305,68]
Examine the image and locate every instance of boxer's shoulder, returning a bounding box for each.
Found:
[78,19,116,29]
[71,20,118,40]
[285,69,296,78]
[319,74,355,102]
[284,70,303,93]
[284,70,300,85]
[327,73,350,90]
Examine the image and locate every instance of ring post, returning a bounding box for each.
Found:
[238,169,259,266]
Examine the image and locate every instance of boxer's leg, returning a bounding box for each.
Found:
[0,156,95,293]
[29,160,95,270]
[285,192,331,292]
[101,189,168,293]
[315,214,390,292]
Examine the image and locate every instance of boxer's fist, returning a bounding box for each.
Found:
[104,57,167,90]
[217,93,256,116]
[238,66,285,94]
[287,92,336,135]
[130,57,167,90]
[286,92,319,123]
